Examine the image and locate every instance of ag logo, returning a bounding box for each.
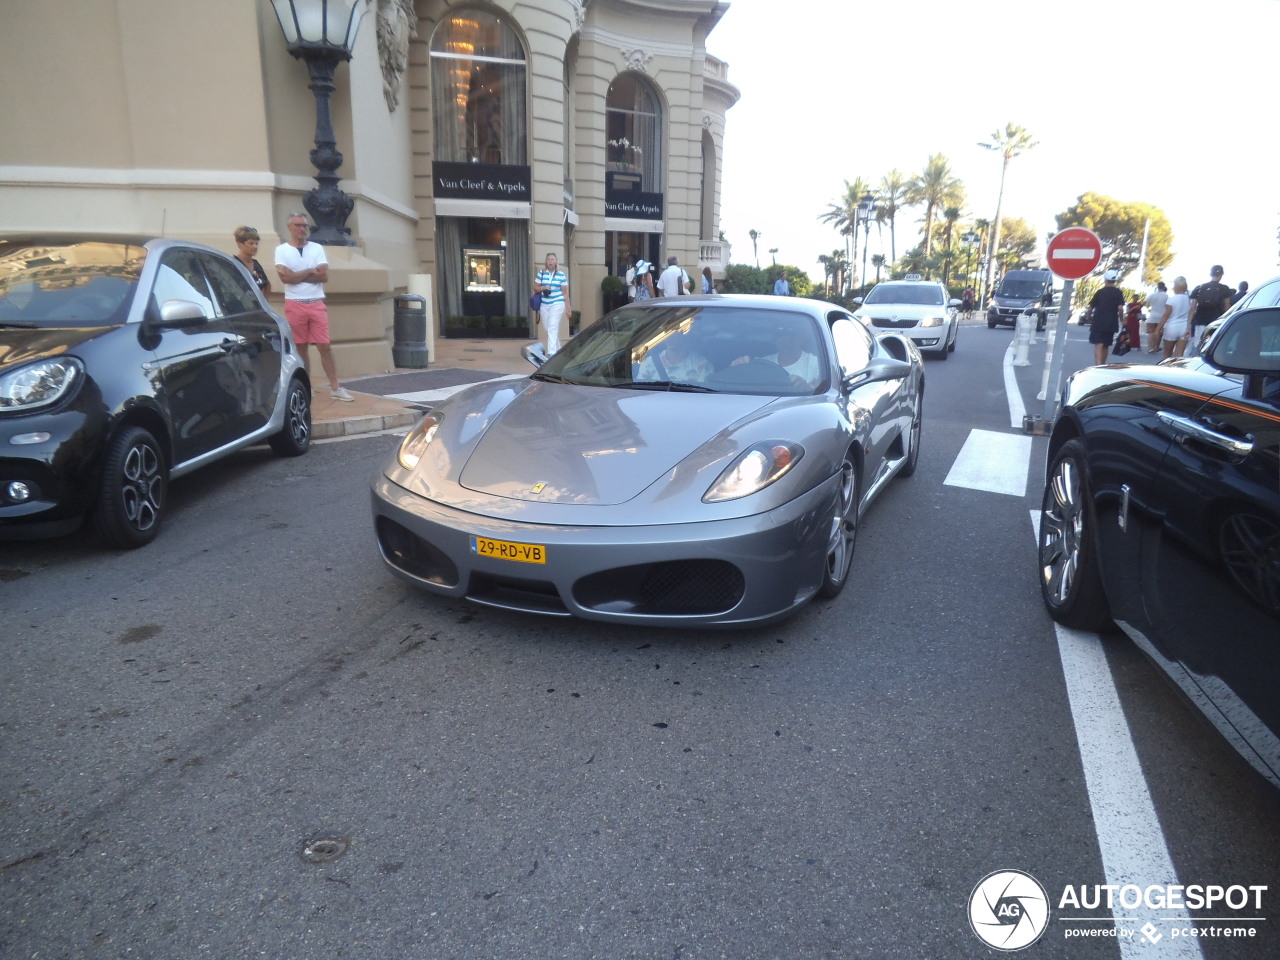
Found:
[968,869,1049,951]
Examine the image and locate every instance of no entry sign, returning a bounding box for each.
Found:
[1045,227,1102,280]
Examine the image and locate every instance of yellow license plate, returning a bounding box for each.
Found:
[471,535,547,564]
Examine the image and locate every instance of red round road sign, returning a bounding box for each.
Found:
[1045,227,1102,280]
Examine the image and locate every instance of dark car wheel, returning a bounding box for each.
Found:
[269,377,312,457]
[988,318,998,329]
[899,391,923,478]
[817,456,860,600]
[1038,438,1111,630]
[948,325,957,352]
[93,425,167,549]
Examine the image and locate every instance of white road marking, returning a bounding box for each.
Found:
[943,428,1030,497]
[1028,511,1203,958]
[388,374,524,405]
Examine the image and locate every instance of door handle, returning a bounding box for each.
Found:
[220,338,237,353]
[1156,411,1253,458]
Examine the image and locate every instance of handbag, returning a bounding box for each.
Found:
[1112,328,1131,356]
[529,293,542,312]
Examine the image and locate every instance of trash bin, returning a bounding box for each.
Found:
[392,294,428,368]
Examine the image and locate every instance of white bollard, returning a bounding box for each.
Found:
[1012,310,1034,366]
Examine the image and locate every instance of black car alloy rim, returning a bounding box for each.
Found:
[121,440,163,531]
[1040,455,1084,605]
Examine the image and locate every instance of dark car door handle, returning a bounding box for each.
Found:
[1156,411,1253,459]
[220,338,237,353]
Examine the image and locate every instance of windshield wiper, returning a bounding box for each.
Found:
[628,380,717,393]
[531,372,579,385]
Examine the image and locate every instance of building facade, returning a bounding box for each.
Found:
[0,0,738,376]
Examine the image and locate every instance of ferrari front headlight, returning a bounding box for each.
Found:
[704,441,804,502]
[397,411,442,470]
[0,358,84,410]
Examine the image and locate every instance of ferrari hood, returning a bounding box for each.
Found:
[456,381,773,505]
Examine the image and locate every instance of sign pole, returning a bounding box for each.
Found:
[1040,278,1074,423]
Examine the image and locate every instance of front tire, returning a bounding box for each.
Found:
[93,426,167,549]
[817,457,860,599]
[1038,439,1111,629]
[269,377,311,457]
[898,390,923,478]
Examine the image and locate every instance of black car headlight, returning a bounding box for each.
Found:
[704,441,804,502]
[0,358,84,411]
[397,411,442,470]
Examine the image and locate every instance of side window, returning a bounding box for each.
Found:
[201,254,260,316]
[1252,279,1280,309]
[151,250,214,317]
[830,315,872,372]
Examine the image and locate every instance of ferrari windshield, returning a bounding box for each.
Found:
[0,241,147,327]
[863,283,944,306]
[534,303,830,395]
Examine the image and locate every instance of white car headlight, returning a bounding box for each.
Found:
[397,411,442,470]
[0,358,83,410]
[919,316,945,328]
[704,441,804,502]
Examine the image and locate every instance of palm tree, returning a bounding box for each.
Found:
[979,123,1038,308]
[819,178,870,291]
[870,253,886,284]
[941,205,963,286]
[906,154,963,259]
[817,249,849,297]
[748,228,762,268]
[877,169,910,265]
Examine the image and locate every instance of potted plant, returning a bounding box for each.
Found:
[601,274,625,314]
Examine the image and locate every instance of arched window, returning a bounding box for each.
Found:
[606,74,661,190]
[431,11,527,165]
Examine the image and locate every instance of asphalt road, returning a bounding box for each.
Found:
[3,319,1277,960]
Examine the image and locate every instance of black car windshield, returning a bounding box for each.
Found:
[864,284,943,306]
[534,302,829,395]
[997,280,1048,299]
[0,241,147,327]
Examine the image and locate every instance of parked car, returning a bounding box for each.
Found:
[853,276,960,359]
[1037,304,1280,786]
[0,234,312,547]
[371,295,926,627]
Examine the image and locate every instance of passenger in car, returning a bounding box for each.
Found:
[636,330,713,382]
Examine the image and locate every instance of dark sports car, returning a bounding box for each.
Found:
[372,295,926,627]
[1038,305,1280,786]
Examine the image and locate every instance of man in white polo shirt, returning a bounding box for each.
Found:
[274,212,353,402]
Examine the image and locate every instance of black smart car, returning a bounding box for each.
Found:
[0,235,312,548]
[1038,304,1280,786]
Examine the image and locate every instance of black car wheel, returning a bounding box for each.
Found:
[948,324,957,352]
[93,425,167,549]
[817,456,859,599]
[269,376,312,457]
[899,390,923,478]
[1038,439,1111,630]
[988,318,998,329]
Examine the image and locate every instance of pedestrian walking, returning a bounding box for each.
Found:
[1086,269,1126,366]
[632,260,655,301]
[701,266,715,294]
[1143,281,1168,352]
[1154,276,1193,360]
[1188,265,1232,348]
[1231,280,1250,305]
[961,286,976,320]
[656,257,688,297]
[1124,295,1144,353]
[534,253,571,357]
[773,271,791,297]
[624,258,637,301]
[274,212,353,401]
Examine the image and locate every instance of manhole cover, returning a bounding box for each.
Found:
[301,836,351,864]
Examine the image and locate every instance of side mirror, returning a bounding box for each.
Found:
[947,299,962,308]
[852,297,865,306]
[522,341,548,368]
[156,298,209,327]
[1201,307,1280,398]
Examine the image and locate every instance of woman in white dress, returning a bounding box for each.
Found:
[1143,281,1168,353]
[1155,277,1191,360]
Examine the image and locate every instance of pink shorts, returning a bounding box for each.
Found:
[284,299,330,345]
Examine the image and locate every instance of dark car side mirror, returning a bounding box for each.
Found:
[154,298,210,328]
[1202,307,1280,399]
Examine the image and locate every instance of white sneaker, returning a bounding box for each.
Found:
[330,387,354,402]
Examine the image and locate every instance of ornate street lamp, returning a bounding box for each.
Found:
[857,192,875,296]
[271,0,367,245]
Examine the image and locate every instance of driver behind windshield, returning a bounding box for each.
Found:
[636,330,713,383]
[732,324,821,388]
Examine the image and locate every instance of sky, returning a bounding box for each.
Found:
[708,0,1280,292]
